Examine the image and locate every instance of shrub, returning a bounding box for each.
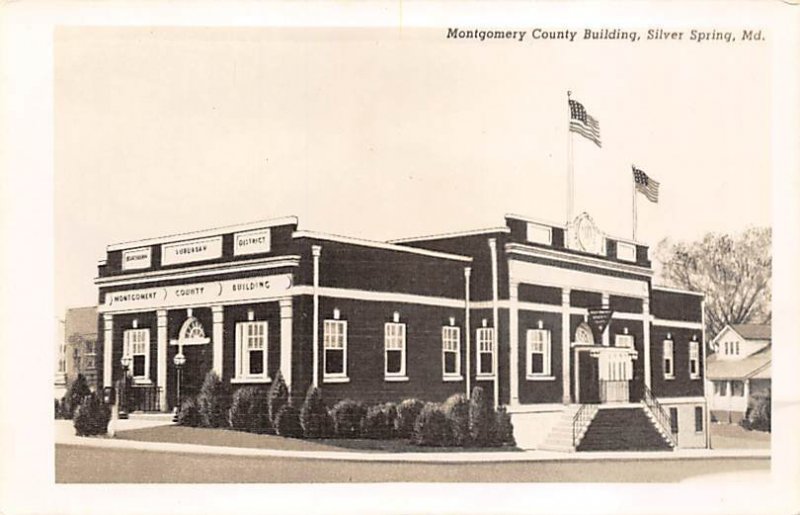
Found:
[63,374,91,419]
[331,399,367,438]
[442,394,471,446]
[493,406,516,446]
[744,389,771,432]
[361,403,397,439]
[275,404,303,438]
[394,398,425,439]
[469,386,494,446]
[73,393,111,436]
[229,386,270,433]
[300,386,332,439]
[177,396,202,427]
[197,371,231,428]
[268,371,289,428]
[413,403,452,446]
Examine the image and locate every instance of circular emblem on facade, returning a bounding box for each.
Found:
[568,212,605,255]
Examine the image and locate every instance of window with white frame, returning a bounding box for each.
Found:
[689,340,700,378]
[526,329,551,377]
[324,319,347,379]
[615,334,634,349]
[235,321,268,379]
[123,329,150,380]
[713,380,727,396]
[84,341,97,370]
[442,326,461,378]
[663,339,674,379]
[384,322,406,377]
[477,327,495,376]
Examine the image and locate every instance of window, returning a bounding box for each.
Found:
[235,321,268,380]
[724,341,729,355]
[442,326,461,378]
[323,320,347,379]
[123,328,150,380]
[689,341,700,378]
[477,328,495,376]
[84,341,97,370]
[694,406,704,432]
[615,334,634,349]
[669,407,679,434]
[713,380,727,396]
[72,347,81,371]
[663,340,674,379]
[384,322,406,378]
[731,380,745,397]
[526,329,552,377]
[735,341,740,355]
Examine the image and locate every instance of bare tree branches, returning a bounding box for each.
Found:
[654,227,771,341]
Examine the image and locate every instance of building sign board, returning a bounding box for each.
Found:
[161,236,223,266]
[121,247,152,270]
[587,307,615,342]
[102,273,293,311]
[234,228,271,256]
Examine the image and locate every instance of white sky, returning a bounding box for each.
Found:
[54,27,771,315]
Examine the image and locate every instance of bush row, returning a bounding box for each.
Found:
[55,375,112,436]
[178,371,515,447]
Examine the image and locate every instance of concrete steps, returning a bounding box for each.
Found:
[539,405,597,452]
[577,407,674,452]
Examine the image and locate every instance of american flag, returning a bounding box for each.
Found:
[632,166,660,203]
[568,98,601,147]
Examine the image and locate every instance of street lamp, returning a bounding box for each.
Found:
[119,355,132,420]
[172,352,186,422]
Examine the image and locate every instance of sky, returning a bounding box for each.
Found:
[54,27,772,315]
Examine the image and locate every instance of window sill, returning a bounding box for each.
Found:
[664,376,675,381]
[384,375,409,382]
[443,375,463,382]
[476,374,496,381]
[231,377,272,384]
[689,376,701,380]
[132,378,153,385]
[526,375,556,381]
[323,376,350,384]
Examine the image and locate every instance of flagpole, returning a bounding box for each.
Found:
[632,166,638,241]
[567,91,574,224]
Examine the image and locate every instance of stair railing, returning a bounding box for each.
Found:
[571,404,593,448]
[642,385,678,447]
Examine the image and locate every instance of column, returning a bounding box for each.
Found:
[508,278,520,407]
[212,306,224,377]
[643,297,652,390]
[562,289,571,404]
[157,310,168,412]
[312,245,322,388]
[601,293,610,347]
[488,238,499,409]
[103,313,113,387]
[464,267,472,399]
[279,297,293,394]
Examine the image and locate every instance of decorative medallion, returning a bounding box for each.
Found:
[567,212,605,255]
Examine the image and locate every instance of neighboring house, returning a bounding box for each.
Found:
[95,212,708,450]
[707,324,771,424]
[54,318,68,399]
[61,306,100,393]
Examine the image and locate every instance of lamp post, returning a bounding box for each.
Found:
[172,352,186,422]
[119,355,132,420]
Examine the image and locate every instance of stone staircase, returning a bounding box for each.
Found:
[576,407,674,452]
[539,404,598,452]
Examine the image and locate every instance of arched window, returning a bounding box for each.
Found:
[178,317,210,345]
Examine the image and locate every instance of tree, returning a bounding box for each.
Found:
[655,227,771,341]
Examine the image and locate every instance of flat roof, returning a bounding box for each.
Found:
[389,226,511,244]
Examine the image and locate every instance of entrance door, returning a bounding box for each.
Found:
[598,351,632,403]
[578,353,600,404]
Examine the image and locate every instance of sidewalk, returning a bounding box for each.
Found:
[55,420,770,463]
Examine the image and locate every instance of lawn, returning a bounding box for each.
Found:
[115,424,521,453]
[709,423,770,449]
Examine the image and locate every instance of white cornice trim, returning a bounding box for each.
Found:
[651,285,705,297]
[107,216,299,252]
[293,285,466,309]
[652,318,703,330]
[292,230,472,263]
[655,396,707,405]
[506,243,654,277]
[94,255,301,287]
[389,226,511,244]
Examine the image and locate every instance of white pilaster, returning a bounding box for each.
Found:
[562,289,571,404]
[279,297,293,393]
[103,313,113,387]
[157,310,168,411]
[464,267,472,399]
[312,245,322,388]
[509,279,520,407]
[643,297,652,390]
[601,292,610,347]
[488,238,499,409]
[212,305,224,377]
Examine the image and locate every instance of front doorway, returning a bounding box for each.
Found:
[572,322,637,404]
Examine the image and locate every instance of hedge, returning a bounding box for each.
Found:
[275,404,303,438]
[361,403,397,439]
[268,372,289,428]
[300,386,332,439]
[197,371,231,428]
[413,403,452,446]
[442,394,470,446]
[331,399,367,438]
[394,398,425,439]
[229,386,270,433]
[177,397,202,427]
[73,393,111,436]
